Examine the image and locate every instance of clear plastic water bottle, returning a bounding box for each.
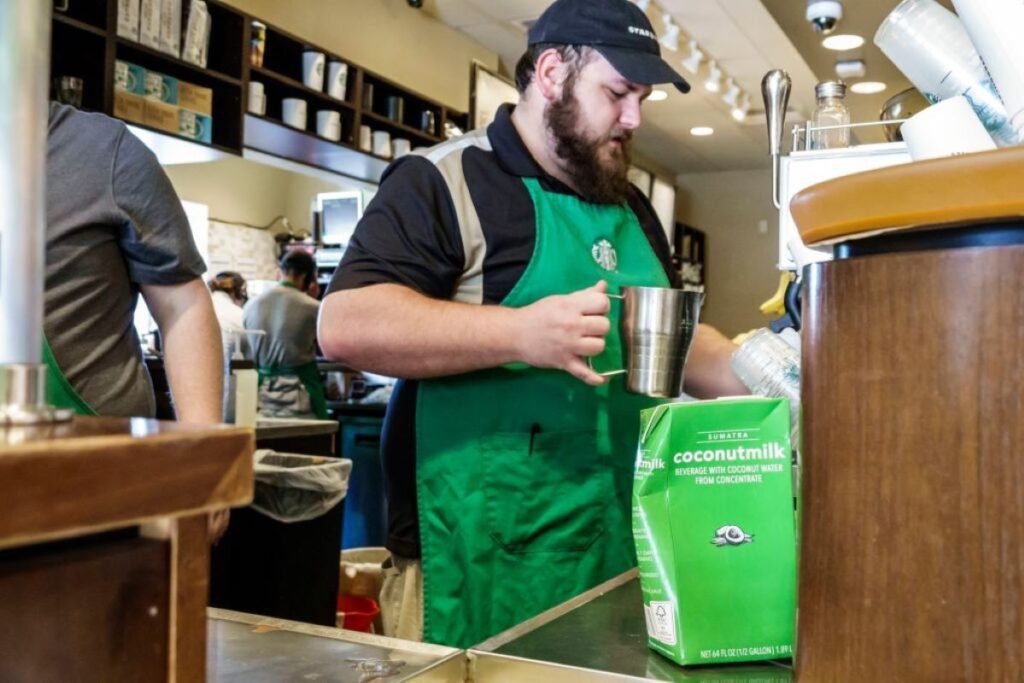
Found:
[809,81,851,150]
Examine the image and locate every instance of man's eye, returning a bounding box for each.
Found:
[609,89,627,99]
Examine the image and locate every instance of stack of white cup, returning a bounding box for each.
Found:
[874,0,1018,146]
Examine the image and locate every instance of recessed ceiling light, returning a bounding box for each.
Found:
[850,81,887,94]
[822,34,864,50]
[690,126,714,137]
[648,89,669,102]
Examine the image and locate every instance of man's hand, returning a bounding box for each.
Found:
[513,280,612,385]
[208,509,230,545]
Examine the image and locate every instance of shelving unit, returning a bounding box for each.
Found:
[49,0,473,184]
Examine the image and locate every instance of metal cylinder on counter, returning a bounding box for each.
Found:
[0,0,66,424]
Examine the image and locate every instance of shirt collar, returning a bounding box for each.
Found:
[486,104,578,196]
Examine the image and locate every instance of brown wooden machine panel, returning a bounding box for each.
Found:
[798,244,1024,681]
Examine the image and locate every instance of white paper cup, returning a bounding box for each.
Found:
[359,125,372,151]
[372,130,392,158]
[317,110,342,142]
[302,51,326,91]
[392,138,411,158]
[327,61,348,101]
[875,0,1016,145]
[282,98,307,130]
[900,95,997,161]
[951,0,1024,142]
[248,81,266,115]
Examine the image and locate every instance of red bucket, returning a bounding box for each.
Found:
[336,594,380,632]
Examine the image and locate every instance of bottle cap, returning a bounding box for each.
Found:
[815,81,847,100]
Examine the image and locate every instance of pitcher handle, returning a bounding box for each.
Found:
[588,289,626,377]
[587,356,627,377]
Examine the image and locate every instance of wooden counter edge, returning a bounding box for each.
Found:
[0,421,255,550]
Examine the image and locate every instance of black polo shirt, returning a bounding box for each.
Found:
[326,104,674,557]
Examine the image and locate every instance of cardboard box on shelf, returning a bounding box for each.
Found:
[114,90,146,125]
[117,0,141,41]
[143,99,180,134]
[144,70,179,105]
[178,81,212,116]
[178,109,213,144]
[115,60,146,95]
[158,0,182,58]
[139,0,162,50]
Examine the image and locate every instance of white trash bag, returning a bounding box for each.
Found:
[251,449,352,523]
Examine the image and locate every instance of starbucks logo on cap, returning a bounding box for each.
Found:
[591,239,618,272]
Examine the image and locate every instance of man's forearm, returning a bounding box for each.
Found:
[319,284,524,379]
[682,324,749,399]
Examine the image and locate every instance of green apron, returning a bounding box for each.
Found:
[43,336,97,416]
[254,281,327,419]
[256,362,328,419]
[416,177,670,647]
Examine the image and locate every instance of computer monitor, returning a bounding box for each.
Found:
[316,191,363,247]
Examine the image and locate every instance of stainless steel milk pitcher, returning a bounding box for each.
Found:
[591,286,704,398]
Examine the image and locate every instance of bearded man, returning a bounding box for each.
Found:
[318,0,747,648]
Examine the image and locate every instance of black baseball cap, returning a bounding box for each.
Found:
[528,0,691,93]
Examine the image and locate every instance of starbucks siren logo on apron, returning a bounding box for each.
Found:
[592,238,618,271]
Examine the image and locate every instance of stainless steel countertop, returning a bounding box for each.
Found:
[208,609,463,682]
[472,571,794,682]
[255,416,339,440]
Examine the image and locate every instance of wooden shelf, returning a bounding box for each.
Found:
[361,110,441,145]
[250,66,355,112]
[116,37,242,87]
[244,114,390,184]
[49,2,469,183]
[52,12,107,39]
[122,119,242,156]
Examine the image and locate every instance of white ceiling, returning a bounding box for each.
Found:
[422,0,823,174]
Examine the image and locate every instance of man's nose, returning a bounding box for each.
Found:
[620,97,642,130]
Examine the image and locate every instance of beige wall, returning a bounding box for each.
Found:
[164,157,351,236]
[221,0,499,111]
[165,157,290,229]
[675,169,780,338]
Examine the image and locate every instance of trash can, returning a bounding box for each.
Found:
[210,451,352,627]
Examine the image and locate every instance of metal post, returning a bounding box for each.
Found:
[0,0,70,424]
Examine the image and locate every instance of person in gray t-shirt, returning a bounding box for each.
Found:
[243,250,324,418]
[45,103,223,422]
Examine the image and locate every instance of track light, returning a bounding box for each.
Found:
[681,40,704,75]
[722,79,741,107]
[659,15,680,51]
[704,61,722,92]
[731,93,751,122]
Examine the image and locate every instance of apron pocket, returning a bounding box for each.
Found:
[482,429,608,554]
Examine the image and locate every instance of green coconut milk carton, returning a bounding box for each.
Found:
[632,397,797,666]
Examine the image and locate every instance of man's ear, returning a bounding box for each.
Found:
[534,48,569,103]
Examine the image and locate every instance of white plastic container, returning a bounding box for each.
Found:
[874,0,1017,146]
[951,0,1024,143]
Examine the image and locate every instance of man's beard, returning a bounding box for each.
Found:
[546,85,634,205]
